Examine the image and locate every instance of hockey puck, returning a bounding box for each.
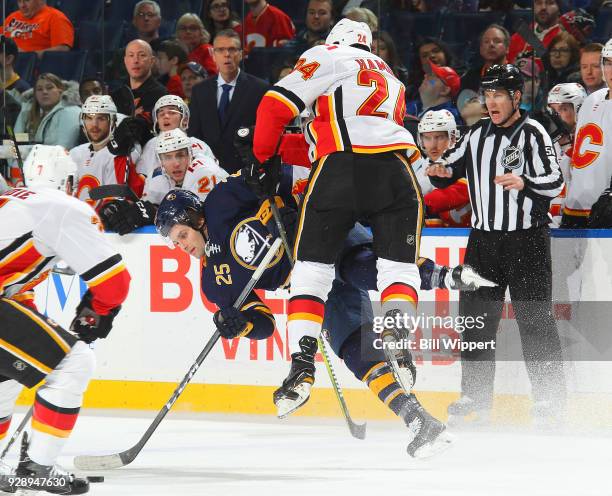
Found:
[86,476,105,483]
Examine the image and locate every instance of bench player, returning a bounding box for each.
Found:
[0,145,130,494]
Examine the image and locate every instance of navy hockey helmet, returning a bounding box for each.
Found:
[480,64,524,96]
[155,189,204,241]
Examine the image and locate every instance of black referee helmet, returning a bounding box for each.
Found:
[480,64,525,96]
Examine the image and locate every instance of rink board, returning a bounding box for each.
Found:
[21,227,612,424]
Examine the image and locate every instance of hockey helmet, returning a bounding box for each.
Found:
[80,95,118,145]
[153,94,190,133]
[23,145,77,192]
[155,189,204,241]
[417,109,459,147]
[325,18,372,50]
[480,64,524,98]
[602,38,612,88]
[156,129,192,163]
[547,83,587,115]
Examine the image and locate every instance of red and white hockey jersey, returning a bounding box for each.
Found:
[0,187,130,313]
[549,142,572,226]
[564,88,612,219]
[244,4,295,51]
[254,44,418,164]
[136,136,218,178]
[142,155,228,205]
[70,145,144,208]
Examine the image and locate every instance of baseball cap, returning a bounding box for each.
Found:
[179,61,208,79]
[429,61,461,98]
[515,57,542,79]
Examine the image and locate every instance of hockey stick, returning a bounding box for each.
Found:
[318,331,366,440]
[88,184,139,202]
[0,407,32,461]
[5,125,25,184]
[73,238,283,471]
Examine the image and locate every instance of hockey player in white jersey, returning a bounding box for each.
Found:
[561,38,612,228]
[136,95,218,178]
[0,145,130,494]
[70,95,144,208]
[252,19,451,453]
[545,82,586,226]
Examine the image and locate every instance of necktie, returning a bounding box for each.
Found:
[218,84,232,123]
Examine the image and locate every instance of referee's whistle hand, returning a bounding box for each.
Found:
[426,164,452,178]
[494,173,525,191]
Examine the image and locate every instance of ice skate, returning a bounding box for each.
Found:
[274,336,317,418]
[446,265,497,291]
[401,394,453,458]
[380,310,417,392]
[447,395,491,427]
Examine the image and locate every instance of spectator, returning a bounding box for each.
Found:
[344,7,379,32]
[372,31,409,87]
[508,0,562,65]
[125,1,162,46]
[112,39,168,118]
[176,13,218,76]
[79,77,106,104]
[179,62,208,104]
[457,91,487,126]
[579,43,605,94]
[202,0,242,42]
[516,58,544,114]
[288,0,335,54]
[461,24,510,93]
[244,0,296,51]
[14,73,81,149]
[157,40,189,98]
[0,90,21,135]
[543,31,580,92]
[0,36,31,97]
[1,0,73,57]
[406,38,454,101]
[188,29,269,173]
[271,57,298,84]
[408,61,463,123]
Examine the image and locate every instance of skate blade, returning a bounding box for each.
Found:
[412,431,454,459]
[275,383,312,419]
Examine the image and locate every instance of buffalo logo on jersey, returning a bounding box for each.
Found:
[501,145,523,170]
[230,220,284,270]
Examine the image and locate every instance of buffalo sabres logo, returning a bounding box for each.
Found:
[501,145,523,170]
[231,220,283,270]
[166,192,176,201]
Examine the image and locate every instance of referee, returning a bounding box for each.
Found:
[427,64,566,425]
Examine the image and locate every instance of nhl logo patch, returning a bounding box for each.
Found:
[501,145,523,170]
[13,360,27,371]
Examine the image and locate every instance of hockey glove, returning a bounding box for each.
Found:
[269,206,298,242]
[588,188,612,228]
[99,199,157,235]
[213,307,253,339]
[70,290,121,343]
[108,116,152,156]
[243,155,281,200]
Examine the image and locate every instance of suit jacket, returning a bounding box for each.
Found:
[188,71,270,174]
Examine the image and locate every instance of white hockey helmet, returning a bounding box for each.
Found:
[547,82,587,115]
[80,95,118,145]
[602,38,612,88]
[153,94,190,133]
[325,18,372,50]
[156,129,192,162]
[417,110,458,147]
[23,145,77,192]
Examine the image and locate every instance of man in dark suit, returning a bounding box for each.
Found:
[188,29,270,174]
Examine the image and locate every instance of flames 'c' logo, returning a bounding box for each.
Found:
[572,123,603,169]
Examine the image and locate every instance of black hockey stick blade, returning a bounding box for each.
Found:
[0,407,32,460]
[89,184,139,202]
[74,238,283,470]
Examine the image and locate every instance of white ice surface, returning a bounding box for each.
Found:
[3,410,611,496]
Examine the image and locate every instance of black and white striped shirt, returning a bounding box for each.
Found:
[430,112,564,231]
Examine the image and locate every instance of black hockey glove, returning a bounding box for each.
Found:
[213,307,252,339]
[243,155,281,200]
[588,188,612,228]
[560,212,589,229]
[99,199,157,235]
[70,290,121,343]
[108,116,152,156]
[269,205,298,241]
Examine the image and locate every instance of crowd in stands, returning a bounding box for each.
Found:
[1,0,611,229]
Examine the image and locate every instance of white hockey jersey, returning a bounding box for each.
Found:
[136,136,219,178]
[564,88,612,218]
[549,142,572,227]
[263,44,419,163]
[0,187,126,301]
[142,156,229,205]
[70,144,142,207]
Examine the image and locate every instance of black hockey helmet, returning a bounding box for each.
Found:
[155,189,204,240]
[480,64,524,95]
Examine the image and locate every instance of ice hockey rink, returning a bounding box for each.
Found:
[4,409,610,496]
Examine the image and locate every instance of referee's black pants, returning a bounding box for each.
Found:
[458,226,566,410]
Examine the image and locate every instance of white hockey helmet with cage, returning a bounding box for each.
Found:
[601,38,612,88]
[23,145,77,192]
[325,18,372,50]
[80,95,118,145]
[417,110,458,147]
[156,129,192,162]
[153,94,190,133]
[547,82,587,115]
